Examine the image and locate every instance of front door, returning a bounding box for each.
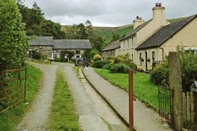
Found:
[145,51,148,71]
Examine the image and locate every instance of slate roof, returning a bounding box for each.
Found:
[29,36,92,50]
[102,40,120,51]
[120,19,152,41]
[28,36,54,46]
[135,14,197,50]
[53,39,92,50]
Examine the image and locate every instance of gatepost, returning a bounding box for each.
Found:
[129,70,134,131]
[169,52,182,131]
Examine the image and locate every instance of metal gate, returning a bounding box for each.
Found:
[0,68,27,114]
[158,84,172,123]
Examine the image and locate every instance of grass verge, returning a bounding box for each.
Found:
[0,64,42,131]
[48,69,81,131]
[94,68,159,108]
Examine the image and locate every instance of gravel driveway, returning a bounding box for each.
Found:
[16,62,128,131]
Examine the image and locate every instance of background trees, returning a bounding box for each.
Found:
[17,2,66,39]
[0,0,29,72]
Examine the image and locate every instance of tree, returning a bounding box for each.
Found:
[90,35,104,52]
[0,0,29,72]
[111,32,120,42]
[17,2,66,38]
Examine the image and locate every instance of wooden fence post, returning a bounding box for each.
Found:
[169,52,182,131]
[129,70,134,131]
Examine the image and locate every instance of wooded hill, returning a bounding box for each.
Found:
[61,17,184,49]
[61,24,133,48]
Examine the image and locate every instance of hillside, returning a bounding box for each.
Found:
[61,17,184,49]
[61,24,133,46]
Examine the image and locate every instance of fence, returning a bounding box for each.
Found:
[0,68,27,114]
[158,84,172,123]
[182,92,195,123]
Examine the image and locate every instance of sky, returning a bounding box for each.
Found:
[22,0,197,27]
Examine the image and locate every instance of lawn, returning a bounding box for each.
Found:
[94,68,159,108]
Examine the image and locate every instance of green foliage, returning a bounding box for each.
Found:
[150,46,197,92]
[110,63,131,73]
[102,63,113,70]
[32,50,41,59]
[90,35,104,52]
[82,49,92,62]
[91,60,108,68]
[177,46,197,92]
[93,54,102,61]
[150,60,169,85]
[0,0,29,72]
[17,2,66,39]
[65,20,93,39]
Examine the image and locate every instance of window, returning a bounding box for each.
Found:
[152,51,155,62]
[131,38,134,48]
[139,52,142,65]
[76,50,80,54]
[131,54,134,60]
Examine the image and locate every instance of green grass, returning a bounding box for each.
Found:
[48,69,81,131]
[0,64,42,131]
[94,68,159,108]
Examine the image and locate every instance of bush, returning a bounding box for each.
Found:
[54,57,61,62]
[93,54,102,61]
[105,56,115,64]
[102,63,113,70]
[178,46,197,92]
[91,60,108,68]
[110,63,131,73]
[0,0,29,72]
[32,50,41,59]
[150,61,168,85]
[150,46,197,92]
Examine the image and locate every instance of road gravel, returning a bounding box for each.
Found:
[16,62,128,131]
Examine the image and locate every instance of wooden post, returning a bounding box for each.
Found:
[129,70,134,131]
[169,52,182,131]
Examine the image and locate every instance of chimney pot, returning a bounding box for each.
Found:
[155,3,162,7]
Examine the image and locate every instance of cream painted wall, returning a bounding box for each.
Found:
[161,18,197,56]
[138,17,197,71]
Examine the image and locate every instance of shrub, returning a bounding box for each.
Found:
[102,63,113,70]
[32,50,41,59]
[177,46,197,92]
[0,0,29,72]
[110,63,131,73]
[93,54,102,61]
[54,57,61,62]
[105,56,115,64]
[150,46,197,92]
[91,60,108,68]
[150,60,168,85]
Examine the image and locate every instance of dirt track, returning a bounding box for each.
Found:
[16,62,128,131]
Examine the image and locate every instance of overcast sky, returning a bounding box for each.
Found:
[23,0,197,27]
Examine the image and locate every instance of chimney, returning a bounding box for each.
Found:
[133,16,145,29]
[152,3,165,21]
